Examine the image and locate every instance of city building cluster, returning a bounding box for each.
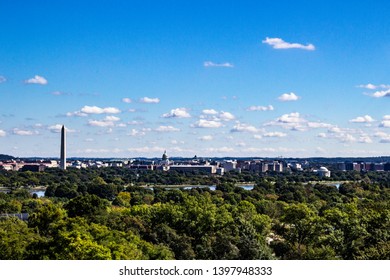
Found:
[2,153,390,178]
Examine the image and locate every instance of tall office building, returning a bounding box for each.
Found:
[60,125,66,170]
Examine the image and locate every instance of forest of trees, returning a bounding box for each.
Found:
[0,167,389,260]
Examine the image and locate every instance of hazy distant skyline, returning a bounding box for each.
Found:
[0,0,389,158]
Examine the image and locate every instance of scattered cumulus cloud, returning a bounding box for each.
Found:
[278,92,300,101]
[357,83,390,90]
[267,112,332,132]
[48,124,64,133]
[276,112,305,124]
[199,135,213,141]
[350,115,375,123]
[230,122,260,133]
[358,136,373,143]
[192,119,223,128]
[0,76,6,83]
[50,91,68,96]
[139,97,160,103]
[246,105,274,111]
[204,61,234,68]
[0,130,6,137]
[88,120,115,127]
[380,115,390,127]
[104,116,121,122]
[307,122,332,129]
[66,111,88,117]
[219,111,235,121]
[127,146,165,154]
[205,147,234,153]
[128,128,148,137]
[200,110,235,122]
[24,75,48,85]
[122,98,132,103]
[162,108,191,118]
[202,109,218,115]
[263,132,287,138]
[48,124,75,133]
[12,128,37,136]
[154,125,180,132]
[81,106,121,114]
[88,115,121,127]
[262,37,315,51]
[370,89,390,98]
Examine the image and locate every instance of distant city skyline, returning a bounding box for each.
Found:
[0,1,389,158]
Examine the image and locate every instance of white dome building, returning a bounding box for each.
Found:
[317,166,331,177]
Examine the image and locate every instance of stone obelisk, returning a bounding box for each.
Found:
[60,125,66,170]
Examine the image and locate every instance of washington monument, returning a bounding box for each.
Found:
[60,125,66,170]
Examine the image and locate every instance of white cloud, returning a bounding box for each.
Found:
[0,130,6,137]
[380,120,390,127]
[262,37,315,51]
[66,111,88,117]
[263,132,287,138]
[246,105,274,111]
[24,75,48,85]
[192,119,223,128]
[380,115,390,127]
[154,125,180,132]
[0,76,6,83]
[380,136,390,143]
[139,97,160,103]
[128,146,165,153]
[374,131,389,138]
[205,147,234,153]
[81,106,121,114]
[328,126,342,133]
[162,108,191,118]
[128,121,144,125]
[337,133,356,143]
[278,92,300,101]
[369,89,390,98]
[88,120,115,127]
[48,124,63,133]
[199,135,213,141]
[307,122,332,128]
[231,122,260,133]
[50,91,68,96]
[219,111,235,121]
[268,112,333,132]
[357,83,390,90]
[12,128,37,136]
[202,109,219,115]
[317,133,327,138]
[204,61,234,68]
[48,124,75,133]
[277,112,304,124]
[253,135,263,139]
[104,116,120,122]
[358,136,373,143]
[122,98,132,103]
[350,115,375,123]
[128,129,142,136]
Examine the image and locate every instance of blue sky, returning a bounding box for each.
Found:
[0,0,389,158]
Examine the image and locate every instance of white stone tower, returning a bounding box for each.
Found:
[60,125,66,170]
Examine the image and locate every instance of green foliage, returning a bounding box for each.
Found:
[0,218,38,259]
[0,167,389,260]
